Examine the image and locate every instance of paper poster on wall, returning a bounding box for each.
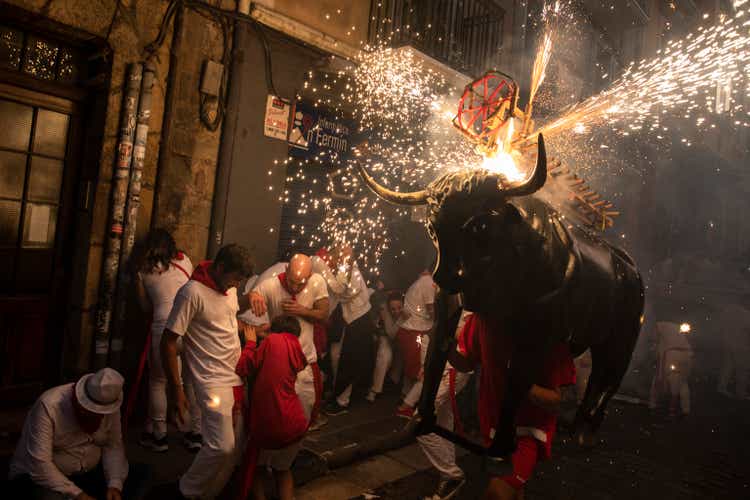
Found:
[264,95,291,140]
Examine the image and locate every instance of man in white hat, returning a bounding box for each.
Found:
[8,367,131,499]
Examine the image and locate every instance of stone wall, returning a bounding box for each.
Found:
[5,0,231,376]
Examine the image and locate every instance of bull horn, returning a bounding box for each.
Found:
[357,163,429,206]
[503,133,547,197]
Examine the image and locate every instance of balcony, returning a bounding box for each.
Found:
[368,0,505,78]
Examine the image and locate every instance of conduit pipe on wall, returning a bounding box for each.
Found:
[110,63,155,370]
[94,63,143,369]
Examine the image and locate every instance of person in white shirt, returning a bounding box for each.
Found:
[134,229,201,452]
[717,300,750,400]
[315,246,375,415]
[237,261,288,335]
[246,253,330,481]
[396,270,437,418]
[367,291,404,402]
[9,368,134,500]
[648,308,694,417]
[161,244,254,499]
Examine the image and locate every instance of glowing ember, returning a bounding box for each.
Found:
[680,323,692,334]
[207,395,221,408]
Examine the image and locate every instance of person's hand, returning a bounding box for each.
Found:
[240,321,257,344]
[250,291,267,316]
[75,492,95,500]
[106,487,122,500]
[282,300,307,316]
[172,386,189,425]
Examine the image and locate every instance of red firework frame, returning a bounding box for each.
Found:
[453,70,518,148]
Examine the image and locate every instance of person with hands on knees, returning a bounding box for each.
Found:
[8,368,146,500]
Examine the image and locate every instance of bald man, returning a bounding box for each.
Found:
[245,255,329,440]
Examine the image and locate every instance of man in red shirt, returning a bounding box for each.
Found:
[448,313,576,499]
[236,315,309,500]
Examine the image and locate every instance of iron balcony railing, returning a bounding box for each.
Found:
[368,0,505,77]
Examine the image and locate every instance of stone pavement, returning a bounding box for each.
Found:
[363,392,750,500]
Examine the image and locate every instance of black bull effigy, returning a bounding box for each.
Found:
[358,135,645,472]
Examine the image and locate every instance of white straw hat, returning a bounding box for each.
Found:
[74,368,124,415]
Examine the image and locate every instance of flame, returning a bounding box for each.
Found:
[481,116,524,181]
[679,323,691,334]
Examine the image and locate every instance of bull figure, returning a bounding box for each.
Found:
[358,135,644,472]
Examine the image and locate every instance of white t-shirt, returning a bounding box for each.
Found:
[312,257,371,324]
[165,281,242,388]
[253,273,328,363]
[399,273,436,332]
[139,255,193,336]
[238,262,288,325]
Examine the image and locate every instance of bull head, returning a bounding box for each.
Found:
[358,135,547,296]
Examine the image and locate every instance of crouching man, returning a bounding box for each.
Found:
[8,368,145,500]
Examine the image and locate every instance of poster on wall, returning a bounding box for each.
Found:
[288,100,355,160]
[264,95,291,140]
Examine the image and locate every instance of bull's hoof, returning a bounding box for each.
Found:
[483,454,514,477]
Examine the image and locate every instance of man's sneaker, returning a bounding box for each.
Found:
[139,431,168,452]
[366,390,377,403]
[396,405,415,419]
[324,400,348,416]
[183,432,202,452]
[424,477,466,500]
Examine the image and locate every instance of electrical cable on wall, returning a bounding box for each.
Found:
[143,0,288,131]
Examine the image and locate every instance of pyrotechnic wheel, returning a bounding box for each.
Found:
[453,71,518,148]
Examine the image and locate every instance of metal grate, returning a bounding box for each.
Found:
[369,0,505,77]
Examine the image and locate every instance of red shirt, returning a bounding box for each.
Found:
[236,333,308,447]
[457,313,575,459]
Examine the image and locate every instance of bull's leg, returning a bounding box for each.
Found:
[416,292,462,435]
[573,314,641,446]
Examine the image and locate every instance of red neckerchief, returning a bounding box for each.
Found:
[191,260,227,295]
[277,272,296,300]
[316,247,335,270]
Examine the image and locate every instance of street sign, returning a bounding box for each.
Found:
[288,100,354,160]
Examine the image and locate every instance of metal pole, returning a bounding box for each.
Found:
[110,63,155,369]
[94,63,143,369]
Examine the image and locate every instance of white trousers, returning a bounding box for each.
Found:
[147,332,201,436]
[718,347,750,399]
[370,336,393,394]
[180,385,244,499]
[649,350,692,414]
[402,334,430,407]
[417,367,471,480]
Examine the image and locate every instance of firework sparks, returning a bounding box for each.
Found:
[526,7,750,144]
[275,2,749,279]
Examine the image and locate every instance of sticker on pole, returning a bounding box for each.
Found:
[264,95,291,141]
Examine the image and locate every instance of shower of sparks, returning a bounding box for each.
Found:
[527,6,750,145]
[275,1,749,279]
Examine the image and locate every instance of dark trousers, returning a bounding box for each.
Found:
[334,313,376,401]
[9,462,151,500]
